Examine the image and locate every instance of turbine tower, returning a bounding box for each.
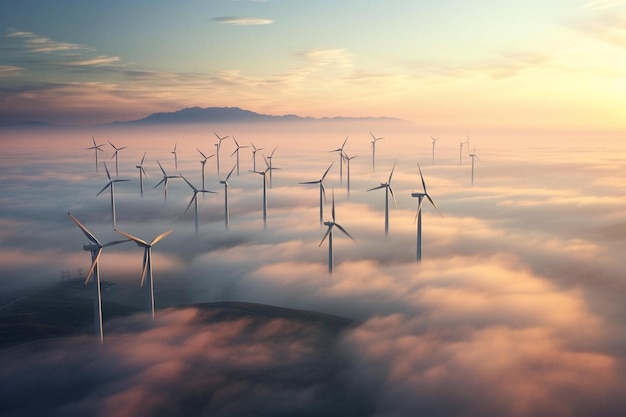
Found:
[367,161,397,236]
[469,146,480,187]
[68,213,128,342]
[370,132,384,172]
[97,162,129,229]
[344,152,357,199]
[154,160,180,201]
[251,142,264,172]
[319,190,355,275]
[172,142,178,171]
[330,137,348,185]
[136,152,147,198]
[411,163,443,262]
[213,132,230,176]
[266,146,279,188]
[181,175,217,235]
[459,137,469,167]
[115,228,173,319]
[197,148,215,191]
[87,136,105,173]
[431,136,438,166]
[299,162,333,226]
[251,158,271,229]
[231,136,250,176]
[108,140,127,178]
[220,166,236,229]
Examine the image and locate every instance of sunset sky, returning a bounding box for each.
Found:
[2,0,626,130]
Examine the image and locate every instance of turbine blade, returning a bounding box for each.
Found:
[299,180,320,185]
[341,136,348,149]
[319,226,332,247]
[96,182,112,196]
[140,152,146,165]
[331,190,336,221]
[270,146,277,157]
[426,193,444,217]
[367,185,386,191]
[154,178,165,189]
[151,229,173,246]
[334,223,356,242]
[417,162,427,193]
[84,248,103,286]
[185,193,197,213]
[115,229,148,246]
[157,160,167,176]
[103,239,130,247]
[322,162,334,180]
[197,148,207,159]
[389,186,397,208]
[180,174,197,191]
[140,248,148,287]
[103,162,112,180]
[388,161,397,183]
[321,183,326,205]
[68,213,100,245]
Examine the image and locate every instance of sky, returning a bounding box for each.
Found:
[2,1,626,130]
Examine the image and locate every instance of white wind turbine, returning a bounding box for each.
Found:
[231,136,250,176]
[330,137,348,184]
[115,228,173,319]
[266,146,279,188]
[344,152,357,199]
[469,145,480,187]
[197,148,215,191]
[87,136,105,173]
[299,162,333,226]
[172,141,178,171]
[181,175,217,235]
[136,152,147,198]
[97,162,129,229]
[319,190,355,275]
[251,157,271,229]
[68,213,128,342]
[459,137,469,167]
[220,165,236,229]
[411,163,443,262]
[251,142,264,172]
[367,161,397,236]
[370,132,384,172]
[214,132,230,176]
[154,160,180,201]
[431,136,439,166]
[108,140,127,177]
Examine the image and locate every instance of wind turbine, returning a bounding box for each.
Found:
[136,152,147,198]
[299,162,333,226]
[181,175,217,235]
[411,163,443,262]
[251,142,264,172]
[231,136,250,176]
[154,160,180,201]
[469,145,480,187]
[197,148,215,191]
[115,228,173,319]
[344,152,357,199]
[330,137,348,184]
[370,132,384,172]
[213,132,230,176]
[220,165,236,229]
[319,190,355,275]
[87,136,105,173]
[172,142,178,171]
[431,136,439,166]
[251,157,271,229]
[97,162,129,229]
[459,137,470,167]
[367,161,397,237]
[108,140,127,177]
[266,146,279,188]
[68,213,128,343]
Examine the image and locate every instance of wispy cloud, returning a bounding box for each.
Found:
[7,29,87,53]
[0,65,22,78]
[213,16,274,25]
[65,56,122,66]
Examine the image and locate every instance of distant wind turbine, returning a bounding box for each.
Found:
[299,162,333,226]
[220,165,236,229]
[213,132,230,176]
[319,190,355,275]
[181,175,217,235]
[154,160,180,201]
[231,136,250,176]
[251,142,264,172]
[330,137,348,185]
[108,140,127,177]
[367,161,397,236]
[431,136,438,166]
[172,142,178,171]
[344,152,357,199]
[459,137,469,166]
[469,145,480,187]
[68,213,128,343]
[97,162,129,229]
[251,157,271,229]
[266,146,279,188]
[136,152,147,198]
[411,163,443,262]
[197,148,215,191]
[87,136,105,173]
[115,228,173,319]
[370,132,384,172]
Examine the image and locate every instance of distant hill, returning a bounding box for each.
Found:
[112,106,406,125]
